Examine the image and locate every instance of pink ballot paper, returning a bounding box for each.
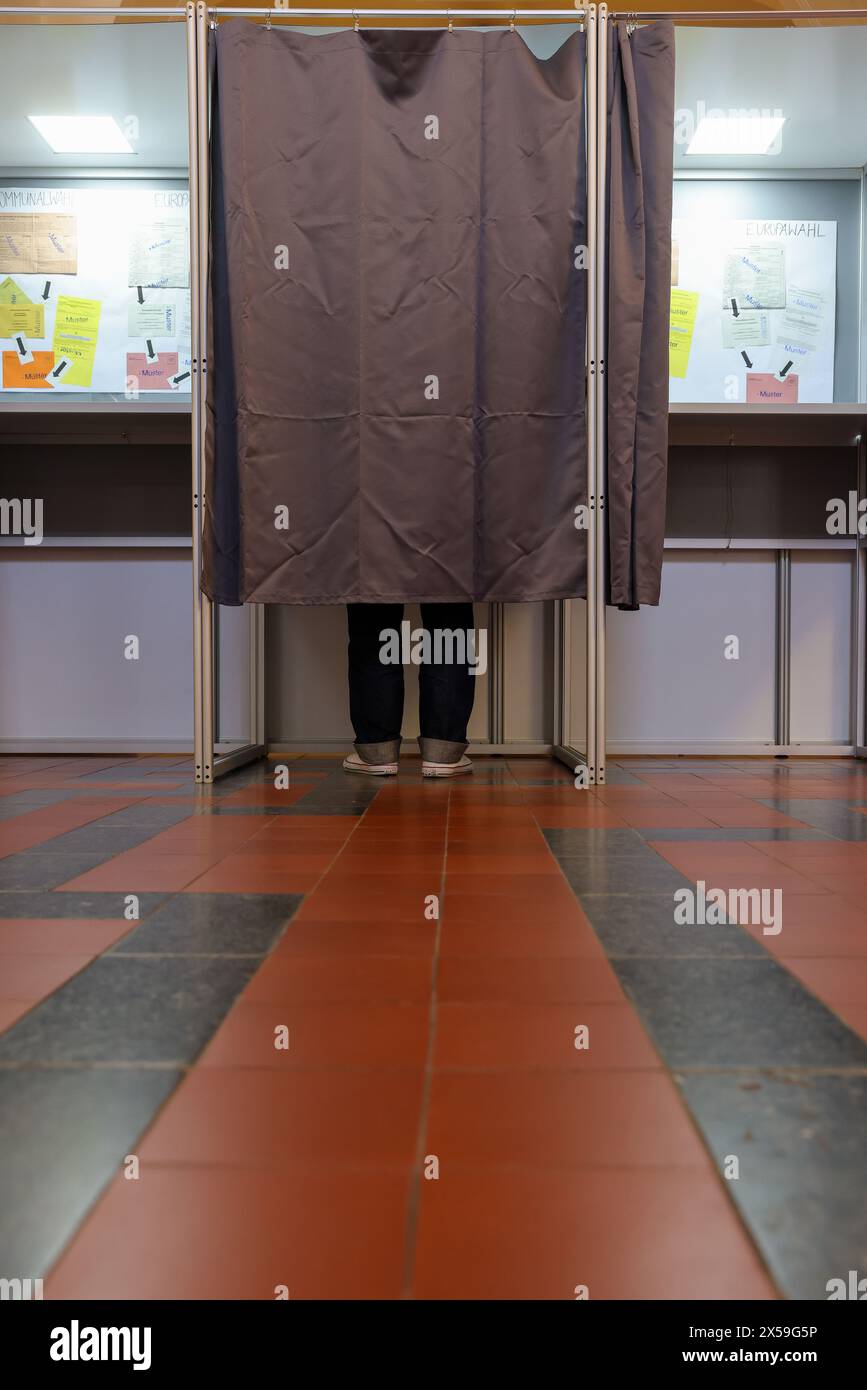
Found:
[746,372,799,404]
[126,351,179,390]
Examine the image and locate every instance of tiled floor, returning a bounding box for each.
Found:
[1,751,866,1299]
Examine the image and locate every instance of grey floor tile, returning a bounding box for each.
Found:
[0,851,115,891]
[0,891,169,919]
[0,1067,181,1278]
[0,956,258,1064]
[759,800,867,840]
[595,766,646,784]
[33,826,161,855]
[615,958,867,1068]
[112,892,302,955]
[188,805,299,817]
[97,804,197,828]
[580,893,766,958]
[0,791,82,818]
[677,1071,867,1300]
[634,827,836,842]
[543,828,648,856]
[558,855,693,896]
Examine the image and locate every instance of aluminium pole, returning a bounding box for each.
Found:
[186,1,206,784]
[580,2,597,781]
[594,1,607,784]
[196,1,215,780]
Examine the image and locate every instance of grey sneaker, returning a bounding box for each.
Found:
[421,754,473,779]
[343,752,398,777]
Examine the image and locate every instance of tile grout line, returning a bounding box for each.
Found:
[398,782,452,1301]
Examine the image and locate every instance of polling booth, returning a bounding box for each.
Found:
[605,16,867,758]
[2,6,864,780]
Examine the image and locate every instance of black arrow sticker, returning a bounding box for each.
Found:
[779,360,793,380]
[41,281,51,301]
[146,339,156,361]
[741,351,753,369]
[731,298,739,318]
[137,285,144,304]
[171,371,191,386]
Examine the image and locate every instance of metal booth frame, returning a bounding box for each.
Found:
[193,4,599,783]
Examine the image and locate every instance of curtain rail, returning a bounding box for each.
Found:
[3,5,863,20]
[609,8,867,17]
[0,7,186,13]
[0,5,588,17]
[208,8,587,16]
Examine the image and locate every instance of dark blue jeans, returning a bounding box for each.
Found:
[347,603,478,764]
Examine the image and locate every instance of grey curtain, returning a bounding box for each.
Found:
[606,20,675,609]
[203,22,588,606]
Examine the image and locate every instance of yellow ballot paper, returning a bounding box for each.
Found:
[669,288,699,380]
[0,276,32,304]
[53,294,101,386]
[0,302,45,338]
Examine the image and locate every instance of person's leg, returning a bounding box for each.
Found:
[345,603,405,771]
[417,602,478,773]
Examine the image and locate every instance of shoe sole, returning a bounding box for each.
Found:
[422,764,473,778]
[343,761,398,776]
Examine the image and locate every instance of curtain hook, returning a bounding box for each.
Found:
[509,10,516,33]
[447,7,453,32]
[354,10,360,31]
[265,9,271,31]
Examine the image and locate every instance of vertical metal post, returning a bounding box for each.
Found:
[186,1,206,783]
[594,1,607,784]
[252,604,267,747]
[582,1,598,780]
[196,1,215,781]
[775,550,791,749]
[489,602,506,745]
[852,436,867,752]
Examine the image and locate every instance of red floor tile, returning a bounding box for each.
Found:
[782,957,867,1004]
[60,852,221,892]
[433,1002,663,1070]
[48,1167,411,1299]
[199,1001,429,1069]
[243,955,433,1005]
[0,953,92,1000]
[411,1168,777,1299]
[438,894,590,927]
[183,856,325,893]
[442,852,559,874]
[425,1071,711,1170]
[531,807,630,829]
[299,880,443,921]
[439,920,605,958]
[747,910,867,958]
[0,920,132,955]
[272,920,437,958]
[138,1068,425,1168]
[439,956,625,1004]
[617,806,718,829]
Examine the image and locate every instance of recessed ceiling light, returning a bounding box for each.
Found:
[686,115,786,157]
[27,115,134,155]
